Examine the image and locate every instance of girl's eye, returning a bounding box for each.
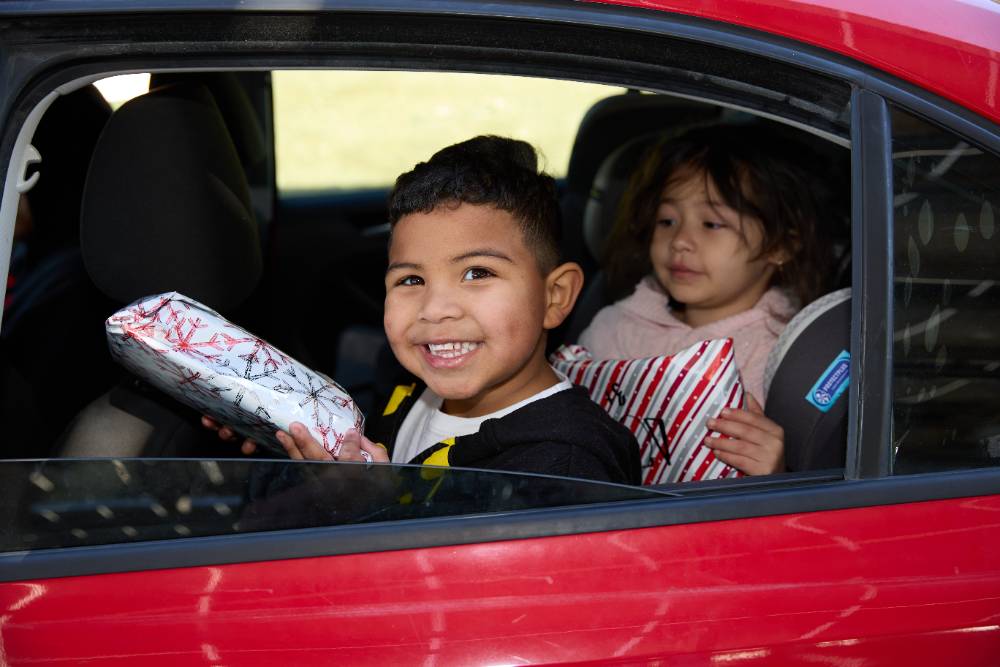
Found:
[656,218,676,227]
[462,267,494,281]
[396,275,423,287]
[703,221,726,230]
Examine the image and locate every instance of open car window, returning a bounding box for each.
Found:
[2,459,665,553]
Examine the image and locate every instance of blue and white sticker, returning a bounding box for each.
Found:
[805,350,850,412]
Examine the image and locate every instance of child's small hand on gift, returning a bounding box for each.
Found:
[277,423,389,464]
[704,395,785,475]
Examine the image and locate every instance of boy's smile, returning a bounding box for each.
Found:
[384,203,564,417]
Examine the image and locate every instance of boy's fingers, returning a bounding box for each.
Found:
[276,429,304,460]
[360,436,390,463]
[201,415,219,430]
[288,422,334,460]
[241,439,258,456]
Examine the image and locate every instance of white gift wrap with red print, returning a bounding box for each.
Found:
[106,292,364,456]
[551,339,745,484]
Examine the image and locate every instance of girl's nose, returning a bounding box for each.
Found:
[669,220,695,252]
[418,284,463,323]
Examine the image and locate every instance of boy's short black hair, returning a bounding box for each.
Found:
[388,135,562,272]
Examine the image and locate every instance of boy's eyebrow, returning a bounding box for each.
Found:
[450,248,515,263]
[385,261,421,275]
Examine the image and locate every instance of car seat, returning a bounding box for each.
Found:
[57,81,263,457]
[762,288,851,471]
[564,127,851,471]
[0,85,117,451]
[559,91,719,275]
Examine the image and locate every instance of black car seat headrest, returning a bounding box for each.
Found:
[561,133,662,344]
[561,92,720,270]
[149,72,267,174]
[80,82,262,312]
[26,85,111,262]
[764,288,852,471]
[582,132,663,263]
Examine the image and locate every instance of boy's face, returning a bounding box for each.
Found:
[385,203,558,417]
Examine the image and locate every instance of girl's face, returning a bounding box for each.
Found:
[649,169,785,327]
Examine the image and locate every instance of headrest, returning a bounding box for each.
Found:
[565,93,715,199]
[27,85,111,257]
[80,83,262,313]
[149,72,267,172]
[582,132,661,261]
[764,288,851,471]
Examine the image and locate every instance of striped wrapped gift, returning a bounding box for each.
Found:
[551,339,745,484]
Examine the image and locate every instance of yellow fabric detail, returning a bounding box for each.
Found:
[420,437,455,480]
[382,383,416,416]
[399,492,413,505]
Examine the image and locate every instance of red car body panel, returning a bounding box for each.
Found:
[595,0,1000,125]
[4,493,1000,665]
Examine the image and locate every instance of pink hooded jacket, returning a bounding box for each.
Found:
[577,276,797,405]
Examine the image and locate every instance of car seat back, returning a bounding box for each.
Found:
[763,288,851,471]
[59,82,263,457]
[560,92,718,273]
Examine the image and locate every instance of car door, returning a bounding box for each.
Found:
[1,2,999,665]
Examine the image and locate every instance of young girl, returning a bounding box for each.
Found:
[578,124,837,475]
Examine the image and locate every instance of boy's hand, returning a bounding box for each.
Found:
[277,422,389,464]
[704,395,785,475]
[201,415,259,456]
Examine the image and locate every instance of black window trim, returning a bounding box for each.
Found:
[847,88,894,479]
[1,1,999,580]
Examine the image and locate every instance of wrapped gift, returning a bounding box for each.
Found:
[106,292,364,456]
[551,339,745,484]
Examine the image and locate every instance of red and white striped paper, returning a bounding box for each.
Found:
[551,339,745,484]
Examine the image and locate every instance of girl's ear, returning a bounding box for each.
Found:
[768,230,800,266]
[543,261,585,330]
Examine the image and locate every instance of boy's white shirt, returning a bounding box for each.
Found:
[391,367,573,464]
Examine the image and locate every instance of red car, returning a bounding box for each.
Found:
[1,0,999,664]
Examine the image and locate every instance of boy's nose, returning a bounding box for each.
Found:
[418,285,463,323]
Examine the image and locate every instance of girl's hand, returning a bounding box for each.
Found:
[704,395,785,475]
[276,422,389,464]
[201,415,259,456]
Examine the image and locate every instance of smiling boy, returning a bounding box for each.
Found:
[259,136,640,484]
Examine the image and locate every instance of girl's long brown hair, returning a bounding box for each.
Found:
[603,124,843,310]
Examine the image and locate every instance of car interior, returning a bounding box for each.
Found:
[0,67,854,485]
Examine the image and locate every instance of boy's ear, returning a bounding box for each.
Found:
[543,261,585,330]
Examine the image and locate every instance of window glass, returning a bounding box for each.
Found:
[2,459,664,552]
[272,71,625,193]
[891,107,1000,474]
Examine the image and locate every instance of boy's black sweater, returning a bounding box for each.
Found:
[369,382,642,486]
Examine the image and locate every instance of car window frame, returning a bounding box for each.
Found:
[1,2,999,582]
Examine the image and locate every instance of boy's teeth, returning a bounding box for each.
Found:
[427,341,481,358]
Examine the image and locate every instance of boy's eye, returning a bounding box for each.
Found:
[396,275,423,287]
[462,267,494,281]
[703,221,726,230]
[656,218,676,227]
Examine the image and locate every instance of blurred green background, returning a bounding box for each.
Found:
[272,71,623,192]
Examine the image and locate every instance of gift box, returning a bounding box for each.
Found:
[106,292,364,456]
[551,339,745,484]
